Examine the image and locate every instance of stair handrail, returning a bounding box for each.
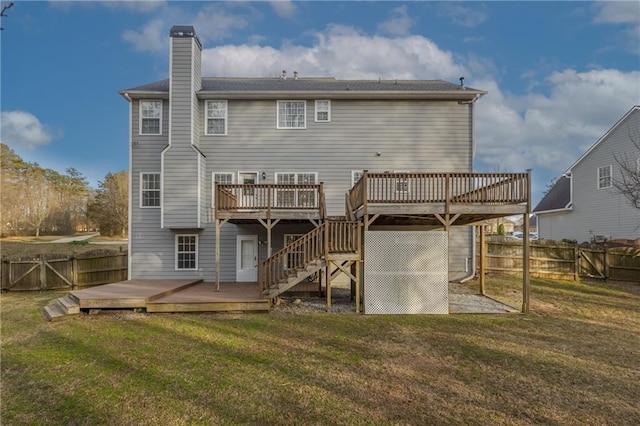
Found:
[258,220,361,296]
[259,225,324,294]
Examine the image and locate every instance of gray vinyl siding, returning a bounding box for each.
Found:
[538,109,640,242]
[163,37,201,228]
[202,99,473,216]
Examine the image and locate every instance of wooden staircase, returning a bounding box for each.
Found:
[43,294,81,322]
[259,220,361,299]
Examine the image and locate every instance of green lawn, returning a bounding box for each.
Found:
[1,277,639,425]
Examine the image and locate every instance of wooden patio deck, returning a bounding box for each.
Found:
[69,280,270,313]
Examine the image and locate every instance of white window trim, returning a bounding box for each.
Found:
[315,100,331,123]
[636,158,640,175]
[212,172,235,207]
[139,172,161,208]
[393,170,410,193]
[351,170,364,188]
[139,100,162,135]
[276,100,307,129]
[597,165,612,189]
[175,234,198,271]
[205,100,228,136]
[275,172,319,208]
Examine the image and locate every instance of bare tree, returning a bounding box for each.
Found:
[22,164,56,238]
[88,171,128,237]
[612,128,640,210]
[0,2,14,31]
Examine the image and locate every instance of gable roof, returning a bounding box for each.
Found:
[565,105,640,174]
[532,175,571,214]
[120,77,486,100]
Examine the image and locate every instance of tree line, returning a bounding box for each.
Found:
[1,143,128,238]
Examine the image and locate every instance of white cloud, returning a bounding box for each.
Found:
[437,4,488,28]
[192,4,249,41]
[475,69,640,176]
[122,19,166,52]
[202,24,464,80]
[592,1,640,24]
[269,0,296,19]
[102,1,166,13]
[378,5,414,36]
[0,111,57,149]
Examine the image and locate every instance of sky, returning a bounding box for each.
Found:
[1,0,639,206]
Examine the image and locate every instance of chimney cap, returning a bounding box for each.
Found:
[170,25,197,38]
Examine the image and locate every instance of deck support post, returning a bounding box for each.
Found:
[522,169,532,314]
[479,225,486,295]
[258,218,280,258]
[325,263,331,311]
[215,219,229,292]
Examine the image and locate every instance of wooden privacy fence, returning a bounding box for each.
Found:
[1,253,128,291]
[480,239,640,282]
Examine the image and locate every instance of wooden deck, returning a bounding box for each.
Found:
[69,280,270,313]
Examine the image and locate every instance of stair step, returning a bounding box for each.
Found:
[57,295,80,315]
[42,304,66,322]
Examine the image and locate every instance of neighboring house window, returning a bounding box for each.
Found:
[598,165,612,189]
[140,172,160,208]
[637,158,640,175]
[275,172,318,207]
[175,234,198,270]
[212,172,234,207]
[315,100,331,122]
[140,100,162,135]
[351,170,364,188]
[277,100,306,129]
[205,100,227,135]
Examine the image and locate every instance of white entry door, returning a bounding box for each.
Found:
[236,235,258,282]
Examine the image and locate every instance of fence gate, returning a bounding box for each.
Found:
[579,249,605,279]
[364,230,448,314]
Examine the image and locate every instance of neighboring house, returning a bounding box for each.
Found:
[483,218,515,234]
[534,106,640,242]
[120,26,529,312]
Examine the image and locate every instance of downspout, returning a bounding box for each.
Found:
[460,93,481,283]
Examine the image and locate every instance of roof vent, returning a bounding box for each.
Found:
[281,70,287,80]
[459,76,465,89]
[293,71,298,80]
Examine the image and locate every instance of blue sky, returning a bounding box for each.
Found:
[1,1,639,206]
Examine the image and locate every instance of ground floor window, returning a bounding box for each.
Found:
[284,234,304,269]
[175,234,198,270]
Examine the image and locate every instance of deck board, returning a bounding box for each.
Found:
[70,279,202,309]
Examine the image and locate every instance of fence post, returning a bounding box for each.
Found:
[72,257,79,289]
[39,254,46,290]
[573,246,579,281]
[604,247,609,281]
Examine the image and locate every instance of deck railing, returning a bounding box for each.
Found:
[259,221,360,295]
[215,183,325,218]
[348,171,530,212]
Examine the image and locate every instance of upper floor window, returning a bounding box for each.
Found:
[598,165,612,189]
[206,100,227,135]
[315,100,331,122]
[212,172,234,207]
[140,100,162,135]
[175,234,198,270]
[275,172,318,207]
[140,172,160,208]
[277,100,306,129]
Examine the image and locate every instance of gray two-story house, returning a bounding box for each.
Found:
[534,106,640,242]
[120,26,530,314]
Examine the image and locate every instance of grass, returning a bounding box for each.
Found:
[1,276,639,425]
